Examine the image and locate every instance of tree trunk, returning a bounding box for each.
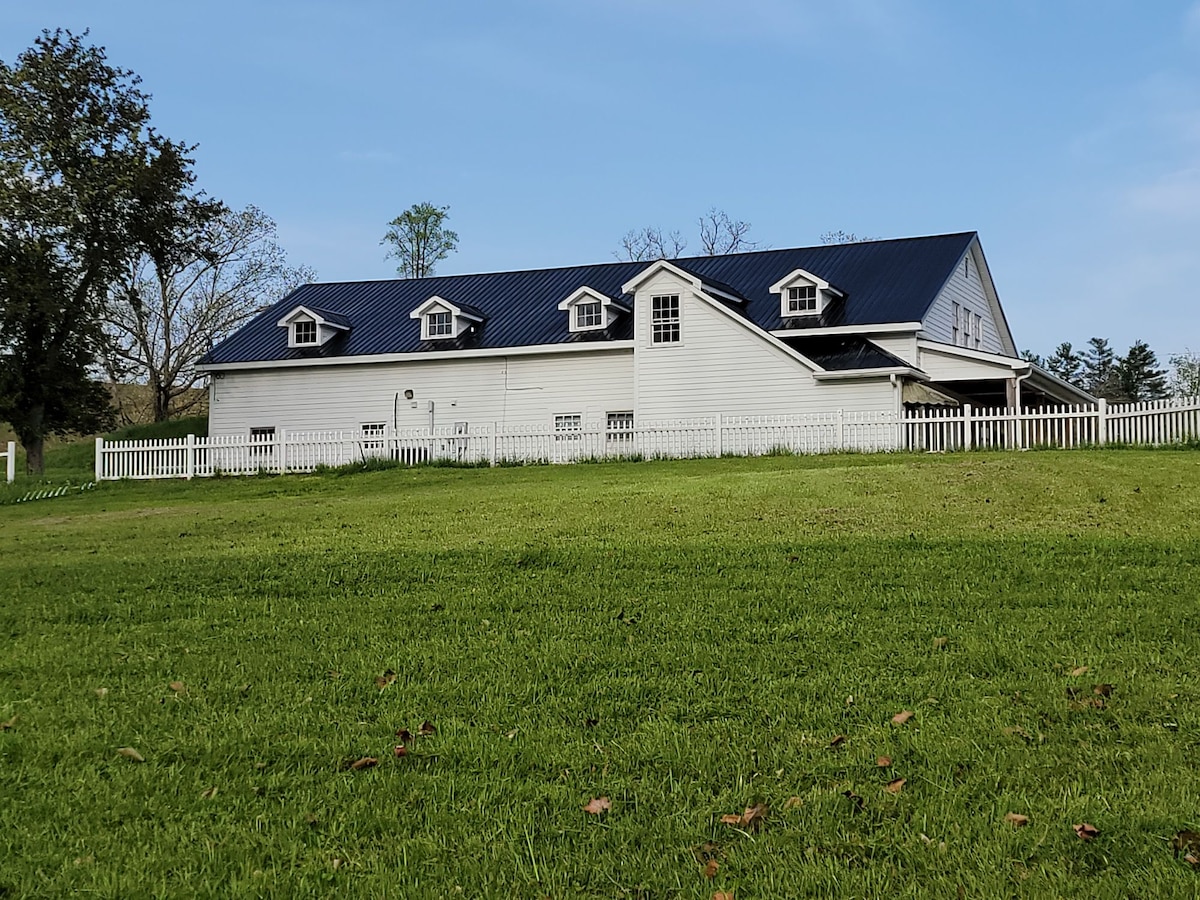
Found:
[153,380,171,423]
[15,403,46,476]
[24,434,45,476]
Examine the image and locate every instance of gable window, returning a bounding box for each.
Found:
[293,320,317,345]
[575,302,603,329]
[786,285,818,314]
[427,311,453,338]
[651,294,680,344]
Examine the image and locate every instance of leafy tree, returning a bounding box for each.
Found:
[382,202,458,278]
[0,29,196,473]
[104,205,315,422]
[1168,350,1200,398]
[1045,342,1084,386]
[1081,337,1122,400]
[1116,339,1168,402]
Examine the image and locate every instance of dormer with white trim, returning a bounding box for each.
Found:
[409,296,485,342]
[769,269,844,319]
[277,306,351,349]
[557,286,631,333]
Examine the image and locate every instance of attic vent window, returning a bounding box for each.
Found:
[293,320,317,345]
[787,285,817,314]
[427,311,453,338]
[575,302,603,329]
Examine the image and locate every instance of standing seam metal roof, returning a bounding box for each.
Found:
[200,232,976,366]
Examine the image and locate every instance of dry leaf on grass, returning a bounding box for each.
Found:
[0,715,17,731]
[1185,853,1200,868]
[702,858,719,878]
[583,796,611,815]
[1073,823,1100,841]
[884,778,906,795]
[349,757,378,771]
[200,786,218,799]
[1005,813,1029,827]
[393,744,407,758]
[374,669,396,689]
[829,734,846,749]
[1093,683,1113,697]
[843,790,865,811]
[117,747,145,763]
[876,756,892,768]
[1172,830,1200,858]
[891,710,914,725]
[1069,665,1089,677]
[783,796,803,810]
[713,892,734,900]
[94,688,109,698]
[720,803,768,832]
[168,681,186,693]
[932,636,948,649]
[418,720,436,736]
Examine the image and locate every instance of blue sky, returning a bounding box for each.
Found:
[4,1,1199,359]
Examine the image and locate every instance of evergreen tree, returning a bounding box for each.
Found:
[1045,342,1084,386]
[1020,349,1044,366]
[1081,337,1123,400]
[1116,340,1169,402]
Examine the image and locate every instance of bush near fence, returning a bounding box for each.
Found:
[93,397,1200,481]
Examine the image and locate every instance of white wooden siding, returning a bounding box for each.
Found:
[921,241,1005,354]
[631,272,894,420]
[917,345,1018,382]
[868,334,919,366]
[209,349,635,435]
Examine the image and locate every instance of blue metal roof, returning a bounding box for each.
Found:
[200,232,976,366]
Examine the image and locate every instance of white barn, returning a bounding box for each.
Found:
[197,233,1090,447]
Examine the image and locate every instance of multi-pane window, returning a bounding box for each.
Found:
[361,422,386,454]
[293,320,317,344]
[250,426,275,457]
[952,302,962,345]
[426,311,453,338]
[786,285,818,314]
[554,414,582,441]
[972,313,983,348]
[651,294,680,344]
[575,302,603,329]
[606,411,634,445]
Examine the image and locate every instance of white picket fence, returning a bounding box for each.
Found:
[93,397,1200,481]
[2,441,14,484]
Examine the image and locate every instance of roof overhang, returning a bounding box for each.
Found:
[917,339,1029,370]
[620,259,708,295]
[556,286,631,313]
[409,295,485,322]
[813,367,928,382]
[1026,364,1097,405]
[275,305,350,331]
[771,322,922,339]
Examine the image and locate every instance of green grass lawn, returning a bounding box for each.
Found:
[2,451,1199,898]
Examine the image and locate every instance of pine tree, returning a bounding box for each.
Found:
[1045,342,1084,386]
[1116,340,1169,402]
[1081,337,1123,400]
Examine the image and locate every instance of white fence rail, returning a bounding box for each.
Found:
[2,441,14,484]
[94,397,1200,481]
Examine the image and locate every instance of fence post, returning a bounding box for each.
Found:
[5,441,14,484]
[962,403,972,451]
[94,437,104,482]
[715,414,723,456]
[186,433,196,480]
[278,428,287,474]
[837,409,845,450]
[1097,398,1107,445]
[490,423,498,466]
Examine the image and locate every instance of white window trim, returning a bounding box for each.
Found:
[554,413,583,441]
[769,268,843,319]
[650,293,682,346]
[276,305,350,349]
[557,286,630,334]
[409,295,484,341]
[606,411,634,443]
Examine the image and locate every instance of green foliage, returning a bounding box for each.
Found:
[381,202,458,278]
[2,453,1200,896]
[1168,350,1200,399]
[1082,337,1121,399]
[1045,342,1084,385]
[0,30,197,471]
[1117,339,1169,402]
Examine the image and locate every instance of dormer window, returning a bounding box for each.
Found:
[293,320,318,345]
[770,269,844,320]
[557,287,630,334]
[787,285,817,314]
[409,295,486,342]
[276,305,351,348]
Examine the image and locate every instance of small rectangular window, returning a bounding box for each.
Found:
[250,426,275,457]
[786,285,818,313]
[575,302,603,329]
[361,422,386,453]
[951,302,961,345]
[606,411,633,444]
[293,320,317,344]
[651,294,680,344]
[972,313,983,348]
[554,414,582,441]
[427,311,453,338]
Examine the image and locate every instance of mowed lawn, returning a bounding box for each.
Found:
[2,451,1199,898]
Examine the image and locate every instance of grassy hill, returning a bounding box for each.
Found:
[1,451,1199,897]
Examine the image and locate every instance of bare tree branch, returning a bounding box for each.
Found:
[698,208,759,255]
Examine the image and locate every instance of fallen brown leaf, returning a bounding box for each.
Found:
[1069,666,1089,677]
[395,727,413,743]
[932,636,948,650]
[702,858,719,878]
[393,744,407,758]
[375,669,396,689]
[169,681,186,693]
[1172,830,1200,858]
[713,893,734,900]
[884,778,906,795]
[829,734,847,749]
[1184,853,1199,868]
[1073,823,1100,841]
[117,747,145,763]
[94,687,109,698]
[418,720,436,736]
[349,757,378,771]
[694,840,722,863]
[783,796,803,810]
[583,796,611,815]
[1005,812,1029,827]
[719,814,743,826]
[891,710,914,725]
[741,803,768,831]
[200,786,218,799]
[843,790,865,811]
[876,756,892,768]
[0,715,17,731]
[1093,683,1113,698]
